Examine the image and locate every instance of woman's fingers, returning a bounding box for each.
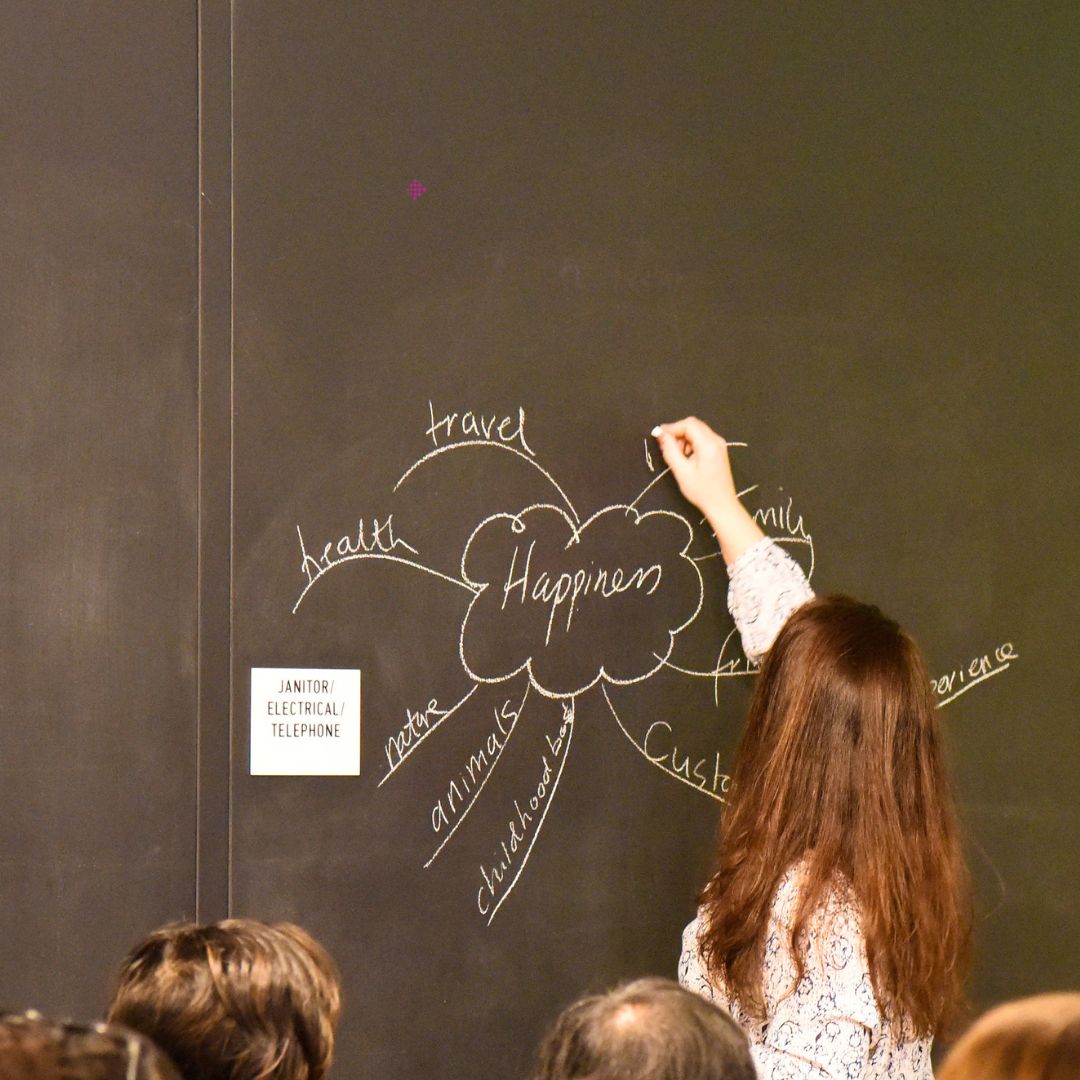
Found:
[654,417,725,464]
[655,416,724,456]
[654,426,694,477]
[652,417,739,513]
[652,417,763,564]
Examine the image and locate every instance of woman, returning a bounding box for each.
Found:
[654,417,972,1080]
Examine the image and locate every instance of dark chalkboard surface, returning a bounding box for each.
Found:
[2,4,1077,1078]
[0,0,198,1015]
[227,5,1078,1078]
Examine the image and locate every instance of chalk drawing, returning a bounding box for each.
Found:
[289,405,1015,919]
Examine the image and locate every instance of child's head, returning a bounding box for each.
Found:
[107,919,341,1080]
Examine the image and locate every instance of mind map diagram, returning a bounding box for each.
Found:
[291,404,1018,924]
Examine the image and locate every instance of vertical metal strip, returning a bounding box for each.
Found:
[195,0,233,922]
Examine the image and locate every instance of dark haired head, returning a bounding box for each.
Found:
[107,919,340,1080]
[529,977,755,1080]
[0,1011,180,1080]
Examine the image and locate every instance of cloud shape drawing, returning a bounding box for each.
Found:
[459,503,703,699]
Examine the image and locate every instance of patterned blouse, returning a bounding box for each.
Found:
[678,539,933,1080]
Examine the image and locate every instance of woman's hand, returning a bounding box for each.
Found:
[652,416,739,520]
[653,417,765,565]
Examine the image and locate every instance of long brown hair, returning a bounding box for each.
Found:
[699,594,971,1037]
[107,919,341,1080]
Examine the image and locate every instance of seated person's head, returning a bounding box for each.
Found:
[938,993,1080,1080]
[0,1011,180,1080]
[529,977,755,1080]
[106,919,341,1080]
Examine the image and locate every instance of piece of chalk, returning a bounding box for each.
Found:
[651,425,663,437]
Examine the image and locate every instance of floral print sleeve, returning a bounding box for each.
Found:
[727,537,815,663]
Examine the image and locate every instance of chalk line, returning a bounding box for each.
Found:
[293,553,479,614]
[602,685,723,804]
[487,700,575,925]
[378,684,479,788]
[394,441,580,524]
[424,683,529,866]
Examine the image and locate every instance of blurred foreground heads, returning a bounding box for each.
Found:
[0,1011,180,1080]
[529,977,755,1080]
[107,919,341,1080]
[939,993,1080,1080]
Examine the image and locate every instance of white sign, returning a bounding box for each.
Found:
[250,667,361,776]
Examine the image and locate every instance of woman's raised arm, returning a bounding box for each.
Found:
[652,417,764,565]
[653,418,813,661]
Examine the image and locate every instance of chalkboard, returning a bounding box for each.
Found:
[225,5,1078,1078]
[0,1,199,1015]
[2,4,1077,1079]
